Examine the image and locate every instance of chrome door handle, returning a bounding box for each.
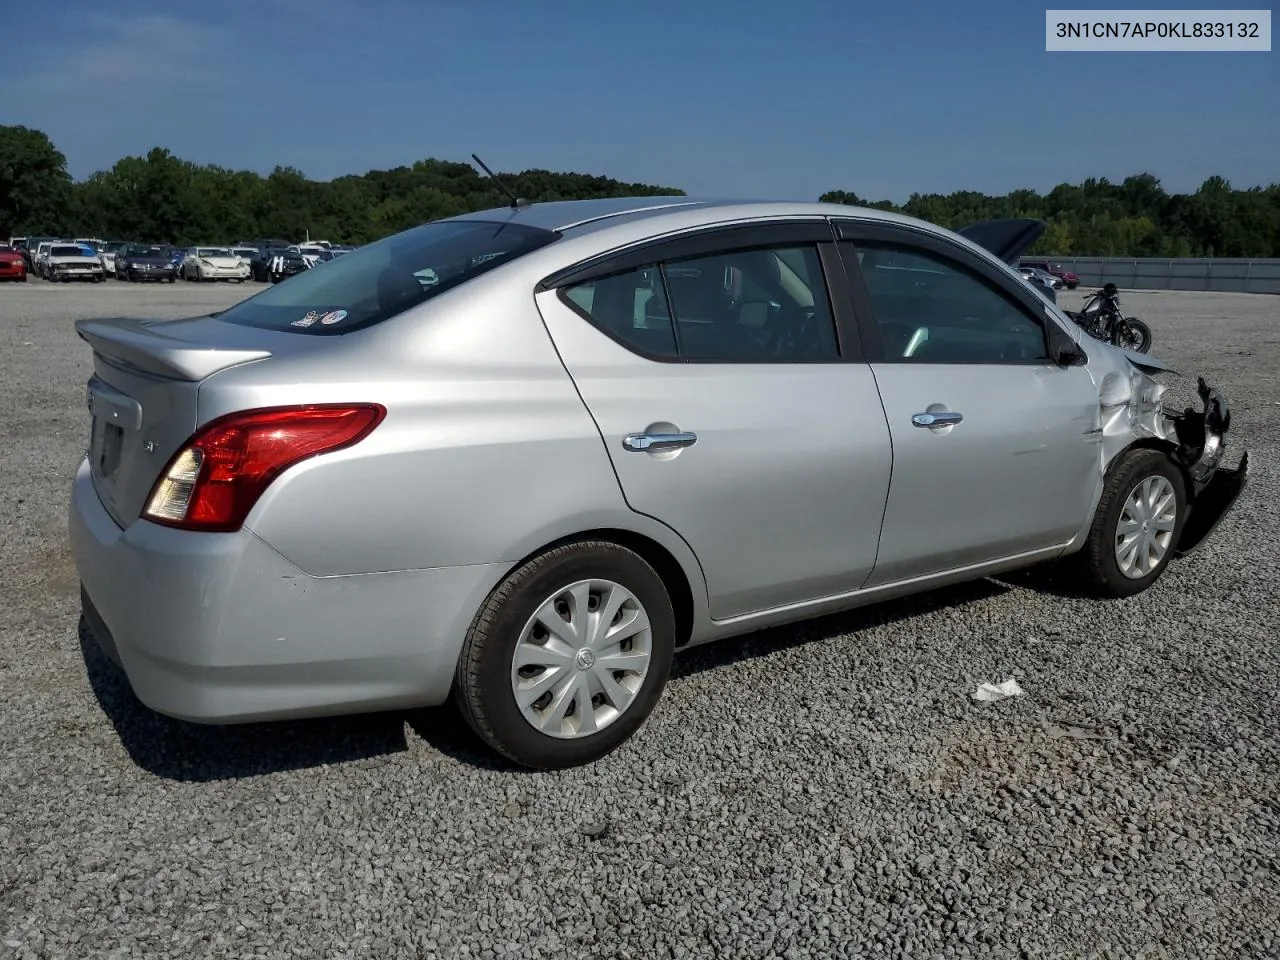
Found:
[622,431,698,452]
[912,411,963,428]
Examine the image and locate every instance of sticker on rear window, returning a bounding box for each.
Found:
[292,311,322,328]
[320,309,347,325]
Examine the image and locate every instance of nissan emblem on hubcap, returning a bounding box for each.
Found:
[574,648,595,670]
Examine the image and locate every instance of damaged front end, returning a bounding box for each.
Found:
[1098,362,1249,557]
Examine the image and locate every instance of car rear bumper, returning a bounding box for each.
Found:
[69,458,504,724]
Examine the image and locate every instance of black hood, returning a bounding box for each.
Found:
[955,218,1046,266]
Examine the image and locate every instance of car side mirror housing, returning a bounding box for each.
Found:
[1051,334,1088,367]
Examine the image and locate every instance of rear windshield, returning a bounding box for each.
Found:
[216,219,559,334]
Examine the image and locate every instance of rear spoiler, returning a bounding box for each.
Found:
[955,218,1047,267]
[75,317,271,381]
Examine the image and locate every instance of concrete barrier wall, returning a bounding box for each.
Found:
[1020,258,1280,294]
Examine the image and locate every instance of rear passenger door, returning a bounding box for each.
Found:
[535,221,893,621]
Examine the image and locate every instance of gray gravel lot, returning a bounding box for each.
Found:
[1,277,1277,959]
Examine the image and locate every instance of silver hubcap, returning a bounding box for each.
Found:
[1115,475,1177,579]
[510,579,652,739]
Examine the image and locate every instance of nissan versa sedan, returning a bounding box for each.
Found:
[70,197,1248,769]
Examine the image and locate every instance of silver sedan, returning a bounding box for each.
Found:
[69,198,1248,768]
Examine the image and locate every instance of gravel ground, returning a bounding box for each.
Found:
[1,277,1277,959]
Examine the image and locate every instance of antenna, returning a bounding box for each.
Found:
[471,153,531,209]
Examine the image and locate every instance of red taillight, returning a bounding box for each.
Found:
[143,404,386,532]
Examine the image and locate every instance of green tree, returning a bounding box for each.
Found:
[0,125,73,237]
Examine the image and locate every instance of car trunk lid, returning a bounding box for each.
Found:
[76,315,275,528]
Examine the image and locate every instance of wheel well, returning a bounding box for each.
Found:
[514,529,697,648]
[1109,437,1196,498]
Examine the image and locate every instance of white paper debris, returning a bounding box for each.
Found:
[972,679,1026,702]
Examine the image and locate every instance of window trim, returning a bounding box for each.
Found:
[833,219,1058,366]
[547,220,863,364]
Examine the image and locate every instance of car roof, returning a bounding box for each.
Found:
[444,196,933,237]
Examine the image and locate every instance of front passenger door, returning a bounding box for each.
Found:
[837,224,1102,587]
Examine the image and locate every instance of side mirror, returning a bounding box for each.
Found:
[1052,336,1088,367]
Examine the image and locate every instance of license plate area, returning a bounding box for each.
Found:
[90,417,125,480]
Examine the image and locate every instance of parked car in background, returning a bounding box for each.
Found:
[22,237,57,272]
[181,246,252,282]
[295,244,334,267]
[1016,266,1059,303]
[250,246,309,282]
[69,197,1247,770]
[116,244,177,282]
[98,241,128,275]
[1021,258,1079,289]
[74,238,104,254]
[231,246,258,264]
[33,240,63,278]
[330,244,356,256]
[44,243,106,282]
[0,243,27,282]
[1021,265,1064,290]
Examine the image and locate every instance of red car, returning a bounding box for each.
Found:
[0,244,28,282]
[1020,258,1078,289]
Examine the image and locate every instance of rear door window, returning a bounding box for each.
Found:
[561,244,840,362]
[216,220,559,334]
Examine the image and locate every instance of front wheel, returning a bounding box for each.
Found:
[1078,449,1187,598]
[1111,318,1152,353]
[453,540,676,769]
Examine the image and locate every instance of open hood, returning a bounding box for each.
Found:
[955,218,1046,267]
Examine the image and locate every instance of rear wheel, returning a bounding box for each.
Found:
[1078,449,1186,598]
[454,540,676,769]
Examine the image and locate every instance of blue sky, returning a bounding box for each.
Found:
[1,0,1275,200]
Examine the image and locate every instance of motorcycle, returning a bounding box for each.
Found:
[1064,282,1153,354]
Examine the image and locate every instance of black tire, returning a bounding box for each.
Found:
[453,540,676,769]
[1111,318,1152,353]
[1077,449,1187,598]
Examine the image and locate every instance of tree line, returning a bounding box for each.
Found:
[820,174,1280,259]
[3,124,1277,257]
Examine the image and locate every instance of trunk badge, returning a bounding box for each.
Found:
[144,440,157,453]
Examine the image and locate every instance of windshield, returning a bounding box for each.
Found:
[130,246,169,257]
[52,245,87,257]
[217,219,558,335]
[198,248,233,258]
